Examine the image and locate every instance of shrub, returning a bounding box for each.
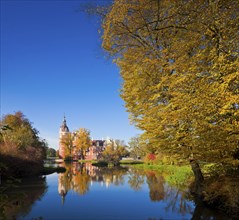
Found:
[144,153,156,164]
[92,161,108,167]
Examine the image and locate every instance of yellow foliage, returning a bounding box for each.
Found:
[75,128,91,158]
[101,0,239,163]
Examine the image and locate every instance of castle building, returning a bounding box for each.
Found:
[59,116,106,160]
[85,140,105,160]
[59,116,70,159]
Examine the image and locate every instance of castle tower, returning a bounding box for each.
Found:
[59,116,69,159]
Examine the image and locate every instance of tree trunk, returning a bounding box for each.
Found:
[190,159,204,196]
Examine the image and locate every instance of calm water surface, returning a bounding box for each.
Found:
[3,163,232,220]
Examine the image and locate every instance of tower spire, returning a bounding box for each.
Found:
[62,114,68,128]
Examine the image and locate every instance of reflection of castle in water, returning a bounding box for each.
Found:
[58,163,126,203]
[58,173,67,204]
[58,163,91,204]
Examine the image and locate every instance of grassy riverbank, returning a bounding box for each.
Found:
[129,163,193,188]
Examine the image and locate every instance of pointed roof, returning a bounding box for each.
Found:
[60,115,69,132]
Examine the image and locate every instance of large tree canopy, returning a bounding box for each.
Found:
[0,111,47,156]
[101,0,239,163]
[0,112,47,177]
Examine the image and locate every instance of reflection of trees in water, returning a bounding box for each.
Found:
[163,184,194,215]
[1,176,47,219]
[128,169,145,191]
[128,169,165,201]
[146,171,165,202]
[128,169,194,215]
[72,164,91,195]
[95,166,128,187]
[146,170,194,215]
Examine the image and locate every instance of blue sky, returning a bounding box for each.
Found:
[1,0,140,149]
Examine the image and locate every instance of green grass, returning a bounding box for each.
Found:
[131,163,193,188]
[164,165,193,186]
[78,159,97,163]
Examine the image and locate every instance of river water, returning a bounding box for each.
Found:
[2,163,233,219]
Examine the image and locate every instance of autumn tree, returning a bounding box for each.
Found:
[114,139,129,157]
[75,128,91,159]
[0,112,47,177]
[128,135,145,159]
[102,145,120,166]
[0,111,47,158]
[100,0,239,186]
[61,132,74,160]
[1,112,40,150]
[102,139,129,165]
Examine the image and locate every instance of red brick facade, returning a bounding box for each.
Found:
[85,140,105,160]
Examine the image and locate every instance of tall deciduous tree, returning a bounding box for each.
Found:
[100,0,239,186]
[1,112,37,149]
[61,133,74,159]
[0,112,47,156]
[75,128,91,159]
[128,135,145,159]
